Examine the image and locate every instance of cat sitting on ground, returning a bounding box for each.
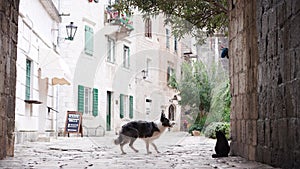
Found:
[212,130,230,158]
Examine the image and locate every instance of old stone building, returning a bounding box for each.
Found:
[229,0,299,168]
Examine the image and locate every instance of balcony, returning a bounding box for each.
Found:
[104,6,134,40]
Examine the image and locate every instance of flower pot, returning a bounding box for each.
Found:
[192,130,200,136]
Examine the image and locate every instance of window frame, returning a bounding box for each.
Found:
[174,36,178,52]
[167,66,175,83]
[166,28,170,49]
[123,45,130,69]
[25,59,32,100]
[84,87,92,115]
[145,18,152,38]
[107,36,116,63]
[120,94,129,119]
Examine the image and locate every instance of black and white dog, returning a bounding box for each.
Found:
[114,112,174,154]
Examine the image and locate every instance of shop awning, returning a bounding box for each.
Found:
[38,48,71,85]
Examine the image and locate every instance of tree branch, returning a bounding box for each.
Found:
[202,0,228,14]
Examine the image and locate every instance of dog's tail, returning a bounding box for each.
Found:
[114,135,123,145]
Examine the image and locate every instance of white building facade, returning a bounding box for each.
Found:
[16,0,184,142]
[16,0,69,142]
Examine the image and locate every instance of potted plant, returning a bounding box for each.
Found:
[188,124,202,136]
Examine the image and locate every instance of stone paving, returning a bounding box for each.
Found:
[0,132,279,169]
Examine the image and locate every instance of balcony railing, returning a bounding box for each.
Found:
[105,6,134,31]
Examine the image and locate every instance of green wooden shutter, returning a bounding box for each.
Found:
[25,59,31,100]
[78,85,84,113]
[129,96,133,119]
[92,88,98,117]
[120,94,124,118]
[85,25,94,56]
[106,92,112,131]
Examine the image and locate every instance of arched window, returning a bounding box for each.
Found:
[145,18,152,38]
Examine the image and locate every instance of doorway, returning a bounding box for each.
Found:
[168,104,175,121]
[106,91,112,131]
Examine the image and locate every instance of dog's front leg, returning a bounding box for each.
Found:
[129,138,138,153]
[120,144,126,155]
[145,141,152,154]
[151,142,160,153]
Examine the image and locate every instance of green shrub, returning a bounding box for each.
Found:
[204,122,230,139]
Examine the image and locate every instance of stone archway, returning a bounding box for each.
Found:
[0,0,20,159]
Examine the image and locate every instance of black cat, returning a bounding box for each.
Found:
[212,130,230,158]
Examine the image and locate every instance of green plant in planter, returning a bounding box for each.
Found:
[188,113,207,135]
[188,124,203,135]
[204,122,230,139]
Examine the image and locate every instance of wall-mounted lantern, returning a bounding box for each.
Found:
[141,69,148,79]
[65,22,77,41]
[169,95,178,103]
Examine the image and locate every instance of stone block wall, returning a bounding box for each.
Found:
[0,0,19,159]
[229,0,299,168]
[229,0,258,161]
[256,0,299,168]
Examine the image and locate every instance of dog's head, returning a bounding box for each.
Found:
[160,112,175,128]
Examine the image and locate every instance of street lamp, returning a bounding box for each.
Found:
[65,22,77,41]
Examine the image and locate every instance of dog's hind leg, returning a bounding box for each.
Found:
[151,142,160,153]
[129,138,139,153]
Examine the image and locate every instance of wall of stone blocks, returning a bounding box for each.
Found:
[256,0,299,168]
[0,0,19,159]
[229,0,259,161]
[229,0,299,168]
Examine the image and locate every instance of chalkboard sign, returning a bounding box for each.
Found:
[64,111,83,137]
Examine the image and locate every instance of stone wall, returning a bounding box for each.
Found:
[0,0,19,159]
[229,0,299,168]
[229,0,258,161]
[256,0,299,168]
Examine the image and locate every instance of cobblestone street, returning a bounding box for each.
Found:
[0,132,278,169]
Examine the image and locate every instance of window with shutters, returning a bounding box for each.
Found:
[25,59,32,100]
[107,37,115,63]
[166,28,170,49]
[123,45,130,68]
[84,25,94,56]
[78,85,98,117]
[145,18,152,38]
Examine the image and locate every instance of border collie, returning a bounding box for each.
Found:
[114,112,174,154]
